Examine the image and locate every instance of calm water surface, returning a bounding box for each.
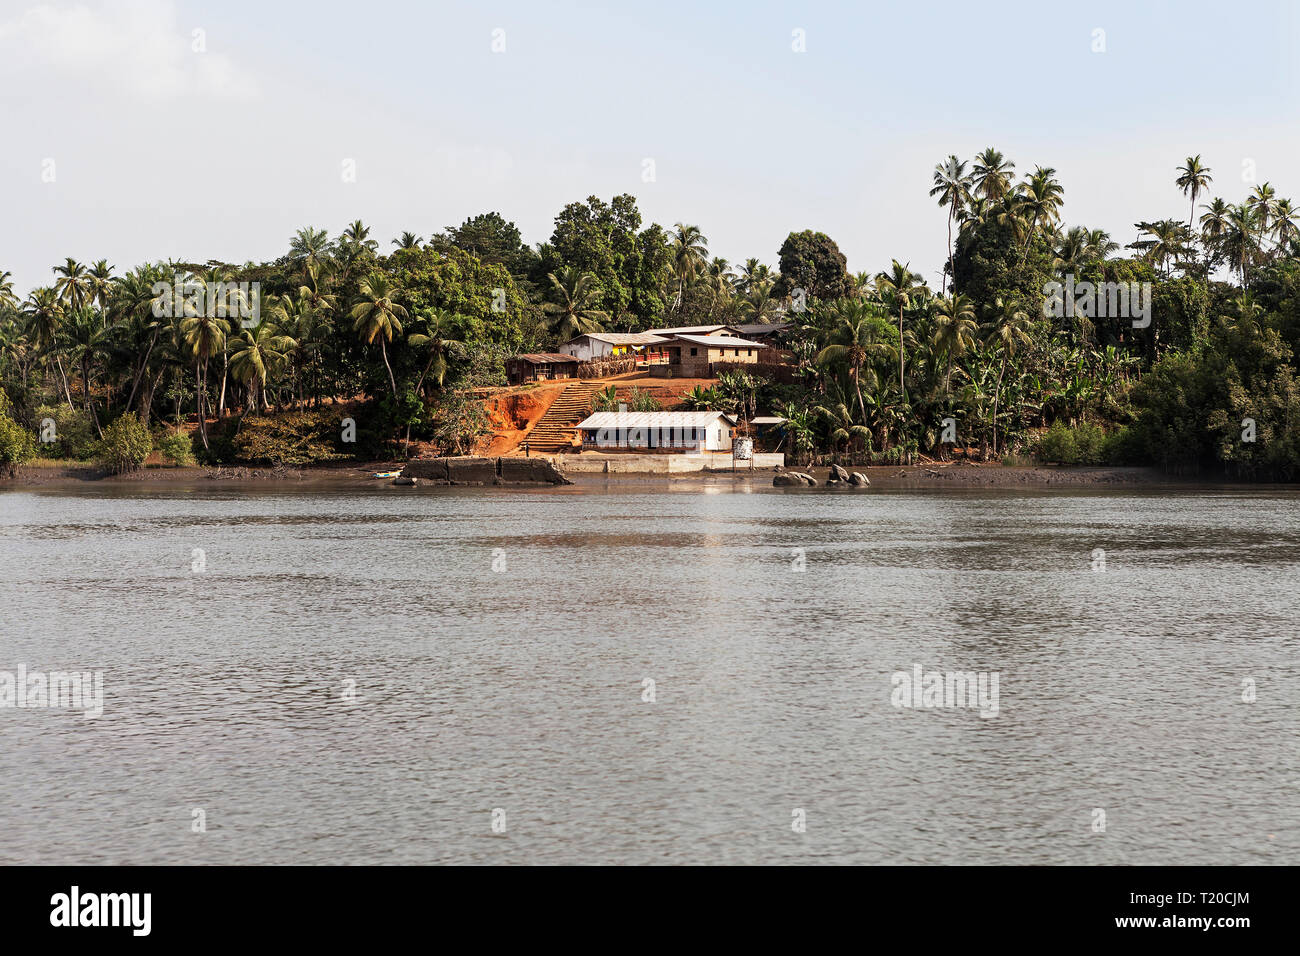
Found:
[1,479,1297,864]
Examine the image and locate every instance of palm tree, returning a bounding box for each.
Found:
[1221,204,1263,285]
[540,267,609,341]
[1175,156,1213,232]
[87,260,115,311]
[931,293,978,395]
[407,309,465,396]
[23,287,75,407]
[1271,198,1300,253]
[0,270,17,310]
[63,305,109,435]
[1129,220,1191,275]
[1018,167,1064,249]
[289,227,332,272]
[930,155,971,294]
[392,231,423,249]
[1085,228,1119,262]
[669,223,709,313]
[814,299,897,422]
[985,298,1032,456]
[972,148,1015,201]
[1246,183,1279,238]
[351,273,407,396]
[53,258,91,312]
[180,308,227,449]
[734,258,774,296]
[229,321,297,413]
[875,260,924,400]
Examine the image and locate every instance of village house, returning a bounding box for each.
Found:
[558,332,669,364]
[575,410,739,452]
[504,352,581,385]
[653,333,768,377]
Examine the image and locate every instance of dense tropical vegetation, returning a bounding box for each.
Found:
[3,149,1300,477]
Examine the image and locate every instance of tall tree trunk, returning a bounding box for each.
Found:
[380,337,398,396]
[81,357,102,437]
[991,358,1006,458]
[54,356,75,409]
[218,349,229,417]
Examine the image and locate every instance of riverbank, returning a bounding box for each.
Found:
[3,458,1186,489]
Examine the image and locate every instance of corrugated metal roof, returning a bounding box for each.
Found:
[510,352,580,364]
[665,334,769,348]
[734,322,791,335]
[576,411,738,429]
[646,324,739,336]
[569,332,667,345]
[750,416,788,424]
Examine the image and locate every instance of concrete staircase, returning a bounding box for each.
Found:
[523,380,607,453]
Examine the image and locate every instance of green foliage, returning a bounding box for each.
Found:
[0,410,37,471]
[32,404,95,459]
[773,230,851,302]
[229,410,348,466]
[1036,421,1107,465]
[156,430,195,466]
[95,414,152,473]
[387,245,530,348]
[430,392,489,456]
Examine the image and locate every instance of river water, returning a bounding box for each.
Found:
[0,479,1296,864]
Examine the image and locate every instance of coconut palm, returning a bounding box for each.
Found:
[874,260,924,400]
[971,148,1015,201]
[87,260,115,311]
[229,321,297,413]
[0,270,17,310]
[62,305,109,435]
[1220,204,1263,285]
[53,258,92,312]
[23,287,75,407]
[407,308,465,395]
[930,155,971,294]
[392,231,423,249]
[540,266,609,342]
[351,273,408,396]
[669,223,709,313]
[288,227,332,272]
[985,298,1032,456]
[1019,166,1064,249]
[1271,198,1300,253]
[1175,156,1213,232]
[931,293,978,396]
[734,258,774,296]
[814,299,896,422]
[179,308,227,449]
[1246,183,1279,237]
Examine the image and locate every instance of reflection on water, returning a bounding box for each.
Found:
[0,482,1297,864]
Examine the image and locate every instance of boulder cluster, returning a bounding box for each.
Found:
[773,465,870,488]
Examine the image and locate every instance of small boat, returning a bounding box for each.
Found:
[371,470,401,479]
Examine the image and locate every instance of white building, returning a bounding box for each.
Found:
[575,411,738,452]
[559,332,668,363]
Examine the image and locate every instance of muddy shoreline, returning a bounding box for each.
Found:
[1,459,1218,490]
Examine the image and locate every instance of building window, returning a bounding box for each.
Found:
[746,349,752,356]
[690,347,698,356]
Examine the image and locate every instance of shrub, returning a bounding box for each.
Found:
[157,430,196,466]
[0,415,37,474]
[31,404,96,459]
[229,410,348,466]
[430,392,490,456]
[1036,422,1078,464]
[96,414,152,473]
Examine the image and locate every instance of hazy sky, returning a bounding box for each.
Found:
[2,0,1298,295]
